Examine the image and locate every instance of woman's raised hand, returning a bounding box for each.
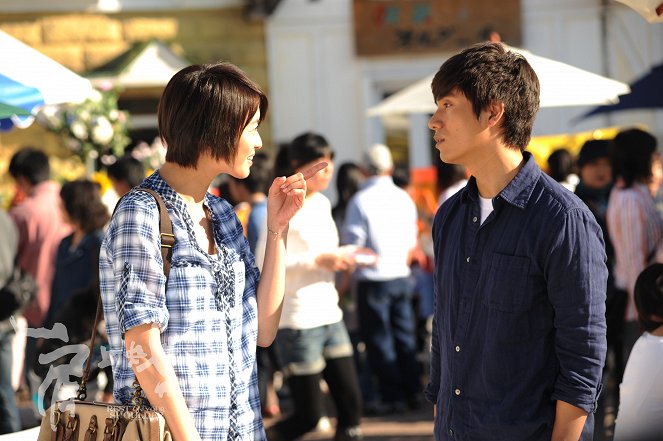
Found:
[266,161,328,233]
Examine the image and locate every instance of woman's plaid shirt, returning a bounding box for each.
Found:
[99,172,264,440]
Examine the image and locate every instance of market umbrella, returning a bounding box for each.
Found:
[0,101,32,119]
[0,72,44,131]
[615,0,663,23]
[0,30,94,131]
[366,45,630,117]
[580,62,663,119]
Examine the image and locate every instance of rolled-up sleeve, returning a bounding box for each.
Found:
[106,194,169,335]
[546,207,607,413]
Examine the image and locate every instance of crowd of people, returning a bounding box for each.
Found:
[0,42,662,441]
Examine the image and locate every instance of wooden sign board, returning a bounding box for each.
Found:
[353,0,522,56]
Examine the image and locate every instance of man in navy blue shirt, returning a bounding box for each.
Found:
[425,42,607,441]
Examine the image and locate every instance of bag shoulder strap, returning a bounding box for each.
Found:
[78,187,176,400]
[112,187,175,278]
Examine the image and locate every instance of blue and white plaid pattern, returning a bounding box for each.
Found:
[99,172,264,440]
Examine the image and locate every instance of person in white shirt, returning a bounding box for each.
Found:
[613,263,663,441]
[341,143,421,413]
[257,132,364,441]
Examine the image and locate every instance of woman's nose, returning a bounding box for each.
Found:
[255,133,263,150]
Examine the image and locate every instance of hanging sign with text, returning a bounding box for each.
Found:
[353,0,521,56]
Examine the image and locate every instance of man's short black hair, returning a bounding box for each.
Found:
[107,156,145,189]
[431,42,540,151]
[8,147,50,185]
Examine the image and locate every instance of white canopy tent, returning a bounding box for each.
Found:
[86,39,190,89]
[0,30,94,107]
[367,45,630,117]
[0,30,95,130]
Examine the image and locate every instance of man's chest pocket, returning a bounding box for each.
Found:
[482,253,531,312]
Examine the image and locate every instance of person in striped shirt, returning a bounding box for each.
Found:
[606,127,663,380]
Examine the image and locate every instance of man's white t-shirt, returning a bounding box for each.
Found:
[479,196,493,224]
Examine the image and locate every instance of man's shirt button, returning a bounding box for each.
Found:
[473,216,478,223]
[455,345,461,352]
[449,429,454,436]
[454,388,461,396]
[466,257,470,263]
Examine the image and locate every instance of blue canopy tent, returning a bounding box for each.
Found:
[0,29,94,131]
[0,101,32,119]
[0,72,44,131]
[580,62,663,119]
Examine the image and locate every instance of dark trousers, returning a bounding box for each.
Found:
[271,356,361,440]
[605,287,627,385]
[356,278,421,404]
[0,327,21,434]
[257,345,281,409]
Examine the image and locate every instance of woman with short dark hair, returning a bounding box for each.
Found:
[99,61,325,441]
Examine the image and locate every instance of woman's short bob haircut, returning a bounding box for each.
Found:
[158,61,268,168]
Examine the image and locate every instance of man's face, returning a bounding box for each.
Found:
[579,157,612,190]
[428,89,488,166]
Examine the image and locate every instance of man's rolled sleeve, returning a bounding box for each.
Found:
[546,207,607,412]
[108,196,170,335]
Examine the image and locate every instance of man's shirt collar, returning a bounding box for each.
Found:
[461,151,541,210]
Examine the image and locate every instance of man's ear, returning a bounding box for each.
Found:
[486,101,505,128]
[14,175,33,196]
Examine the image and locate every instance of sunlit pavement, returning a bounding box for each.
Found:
[264,402,435,441]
